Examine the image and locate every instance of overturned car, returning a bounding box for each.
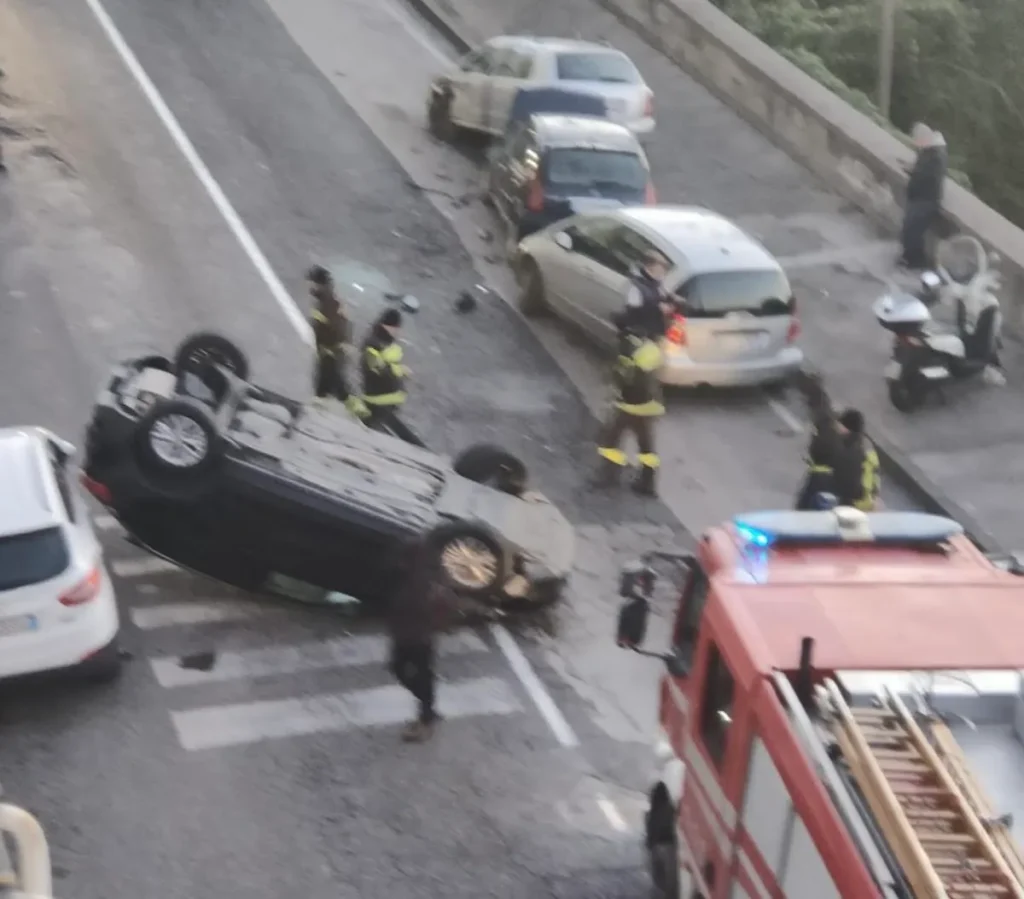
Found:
[80,333,575,609]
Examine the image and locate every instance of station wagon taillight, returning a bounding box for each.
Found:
[786,297,800,342]
[526,176,544,213]
[80,472,112,505]
[645,182,657,204]
[60,566,102,607]
[666,313,688,346]
[643,92,654,118]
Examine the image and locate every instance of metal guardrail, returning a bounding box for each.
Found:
[0,794,53,899]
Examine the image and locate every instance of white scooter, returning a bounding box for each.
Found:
[873,235,1006,412]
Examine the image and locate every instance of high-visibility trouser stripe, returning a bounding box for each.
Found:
[806,464,833,474]
[363,392,407,406]
[638,453,660,469]
[615,401,665,416]
[598,447,628,466]
[853,498,875,511]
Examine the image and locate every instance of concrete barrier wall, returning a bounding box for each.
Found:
[597,0,1024,334]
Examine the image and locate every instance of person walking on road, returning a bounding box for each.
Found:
[307,265,369,420]
[834,408,881,511]
[593,304,666,497]
[387,532,502,743]
[360,308,425,447]
[899,123,948,270]
[794,374,843,510]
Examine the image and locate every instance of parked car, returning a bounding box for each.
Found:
[79,333,575,609]
[513,206,804,387]
[427,36,654,141]
[0,426,122,683]
[486,113,655,242]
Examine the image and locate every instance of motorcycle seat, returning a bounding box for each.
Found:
[924,332,965,358]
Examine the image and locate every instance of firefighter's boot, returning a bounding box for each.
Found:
[632,465,657,497]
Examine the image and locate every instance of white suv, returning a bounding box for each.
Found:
[428,36,655,139]
[0,427,121,682]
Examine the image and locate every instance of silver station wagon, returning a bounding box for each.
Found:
[514,206,804,387]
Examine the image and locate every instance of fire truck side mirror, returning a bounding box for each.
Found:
[616,594,650,649]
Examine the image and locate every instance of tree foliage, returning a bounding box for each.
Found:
[715,0,1024,223]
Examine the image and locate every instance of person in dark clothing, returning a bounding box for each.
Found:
[594,304,666,496]
[307,265,368,420]
[794,374,844,510]
[360,308,424,447]
[833,408,881,511]
[387,534,502,743]
[625,251,674,323]
[899,124,948,270]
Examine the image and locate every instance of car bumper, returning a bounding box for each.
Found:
[659,345,804,387]
[627,116,655,137]
[0,573,120,680]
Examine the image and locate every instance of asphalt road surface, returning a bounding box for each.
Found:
[0,0,920,897]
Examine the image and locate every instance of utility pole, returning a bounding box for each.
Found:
[878,0,897,119]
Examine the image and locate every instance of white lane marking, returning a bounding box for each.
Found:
[150,631,487,688]
[777,240,895,272]
[378,0,453,67]
[596,795,628,833]
[81,0,313,345]
[92,514,122,532]
[490,623,579,748]
[130,600,275,630]
[111,557,181,578]
[171,676,523,751]
[766,397,804,434]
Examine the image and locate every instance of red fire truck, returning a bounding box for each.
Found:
[615,506,1024,899]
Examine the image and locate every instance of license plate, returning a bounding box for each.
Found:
[884,361,901,379]
[0,614,38,637]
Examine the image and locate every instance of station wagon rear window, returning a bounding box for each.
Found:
[545,149,647,195]
[555,52,640,84]
[0,527,71,591]
[680,269,793,317]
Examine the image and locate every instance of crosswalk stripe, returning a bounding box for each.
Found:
[149,631,489,688]
[112,557,181,578]
[171,676,523,751]
[129,600,275,630]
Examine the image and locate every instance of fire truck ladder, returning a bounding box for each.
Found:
[822,680,1024,899]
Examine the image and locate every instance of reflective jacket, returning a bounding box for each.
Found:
[361,323,407,407]
[310,290,350,358]
[836,436,880,511]
[613,334,664,417]
[804,408,842,476]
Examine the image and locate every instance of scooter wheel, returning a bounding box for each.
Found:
[888,378,926,412]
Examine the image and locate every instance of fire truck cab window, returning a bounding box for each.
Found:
[672,563,709,669]
[698,642,735,769]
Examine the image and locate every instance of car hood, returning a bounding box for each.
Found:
[435,475,575,576]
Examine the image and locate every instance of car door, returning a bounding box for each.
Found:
[448,45,497,130]
[482,48,534,135]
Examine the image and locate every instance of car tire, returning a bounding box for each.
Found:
[453,443,528,497]
[517,257,549,318]
[83,637,124,683]
[173,332,250,381]
[427,87,456,142]
[134,397,222,488]
[427,520,510,598]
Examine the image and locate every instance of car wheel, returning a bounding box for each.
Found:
[427,88,456,142]
[452,443,528,497]
[83,637,124,683]
[888,376,926,412]
[517,257,549,318]
[428,520,509,598]
[134,397,222,484]
[174,332,250,380]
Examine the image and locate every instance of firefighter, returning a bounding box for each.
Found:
[835,408,881,511]
[360,308,425,447]
[794,374,843,510]
[593,303,666,497]
[307,265,368,420]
